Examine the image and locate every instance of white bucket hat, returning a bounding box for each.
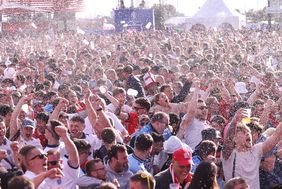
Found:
[234,82,248,94]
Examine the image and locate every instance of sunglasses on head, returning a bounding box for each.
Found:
[141,172,151,189]
[47,161,59,166]
[30,153,47,161]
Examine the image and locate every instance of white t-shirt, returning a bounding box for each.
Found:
[44,142,67,159]
[45,159,80,189]
[184,118,210,150]
[84,111,126,135]
[24,171,49,189]
[222,143,263,189]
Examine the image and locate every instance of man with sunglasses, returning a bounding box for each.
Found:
[155,148,193,189]
[20,121,78,188]
[44,122,80,189]
[20,145,57,188]
[116,97,151,135]
[177,98,211,150]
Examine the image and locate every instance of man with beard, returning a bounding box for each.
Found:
[177,98,210,150]
[105,144,133,189]
[76,158,106,188]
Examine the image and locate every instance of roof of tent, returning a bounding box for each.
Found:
[193,0,241,18]
[0,3,48,14]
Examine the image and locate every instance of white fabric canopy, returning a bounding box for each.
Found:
[186,0,246,29]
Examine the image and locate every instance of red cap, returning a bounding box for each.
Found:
[172,148,193,166]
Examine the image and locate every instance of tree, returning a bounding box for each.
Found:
[152,4,183,30]
[245,7,268,23]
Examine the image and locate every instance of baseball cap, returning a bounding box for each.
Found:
[201,128,222,140]
[164,136,192,154]
[172,148,193,166]
[21,118,35,128]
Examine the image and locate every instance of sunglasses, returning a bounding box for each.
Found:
[141,172,151,189]
[198,106,208,110]
[47,161,59,166]
[30,153,47,161]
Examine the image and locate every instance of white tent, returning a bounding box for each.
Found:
[186,0,246,29]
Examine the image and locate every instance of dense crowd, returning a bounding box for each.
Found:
[0,27,282,189]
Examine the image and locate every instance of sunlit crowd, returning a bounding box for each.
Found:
[0,27,282,189]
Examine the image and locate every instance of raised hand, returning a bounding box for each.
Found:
[84,88,92,100]
[192,78,201,89]
[54,125,68,138]
[45,168,64,179]
[58,97,69,106]
[233,108,250,124]
[10,141,20,153]
[187,72,196,82]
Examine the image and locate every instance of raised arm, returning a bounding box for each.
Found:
[216,79,231,103]
[259,99,273,127]
[103,90,120,107]
[115,101,129,121]
[37,60,45,84]
[262,122,282,155]
[176,81,199,139]
[9,94,32,140]
[225,78,242,102]
[247,83,263,105]
[172,80,192,103]
[91,94,112,134]
[84,88,98,128]
[54,125,79,167]
[222,109,247,160]
[49,97,69,121]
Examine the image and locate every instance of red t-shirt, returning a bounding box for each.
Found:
[122,112,138,135]
[268,113,280,127]
[33,128,47,148]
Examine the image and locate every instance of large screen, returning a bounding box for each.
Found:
[114,8,155,32]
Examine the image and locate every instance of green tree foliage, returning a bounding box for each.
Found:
[152,4,183,29]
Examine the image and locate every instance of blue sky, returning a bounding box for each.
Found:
[77,0,267,18]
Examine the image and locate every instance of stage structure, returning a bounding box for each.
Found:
[0,0,84,32]
[114,8,155,32]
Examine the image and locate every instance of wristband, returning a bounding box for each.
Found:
[96,108,103,112]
